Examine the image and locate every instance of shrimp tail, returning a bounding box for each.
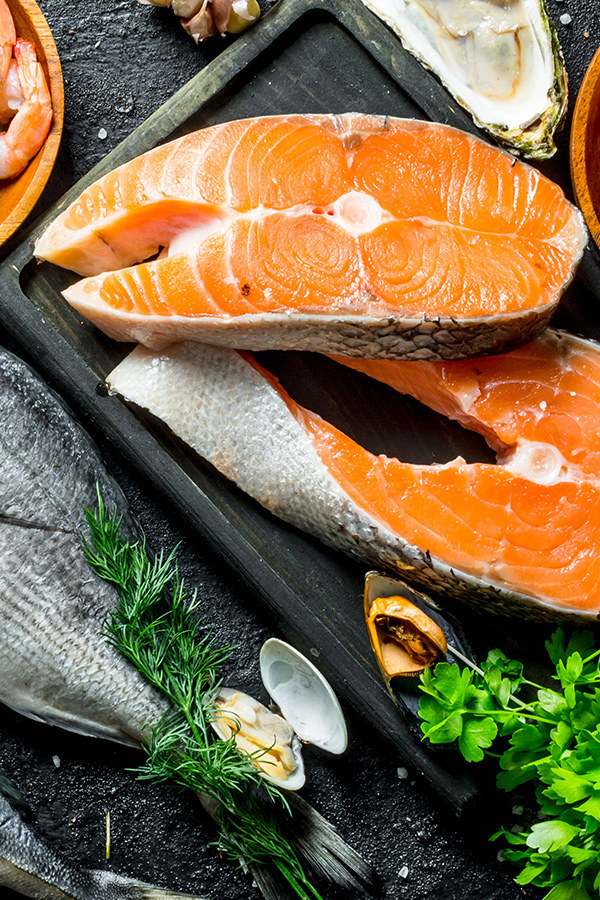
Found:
[0,0,15,86]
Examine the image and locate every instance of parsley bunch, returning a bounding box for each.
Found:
[419,630,600,900]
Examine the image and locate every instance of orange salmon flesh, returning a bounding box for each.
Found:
[107,338,600,616]
[37,114,586,358]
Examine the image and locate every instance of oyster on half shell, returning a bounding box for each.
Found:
[361,0,567,158]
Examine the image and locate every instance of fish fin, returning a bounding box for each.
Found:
[90,871,209,899]
[284,793,378,894]
[0,769,35,822]
[2,698,139,747]
[201,790,377,899]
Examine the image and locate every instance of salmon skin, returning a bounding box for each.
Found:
[107,340,600,620]
[36,114,586,360]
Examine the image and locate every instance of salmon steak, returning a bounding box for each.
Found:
[107,337,600,619]
[36,114,586,359]
[332,330,600,479]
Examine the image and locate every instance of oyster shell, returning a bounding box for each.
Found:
[360,0,567,158]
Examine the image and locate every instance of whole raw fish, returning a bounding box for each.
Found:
[0,349,167,745]
[0,347,373,900]
[0,767,203,899]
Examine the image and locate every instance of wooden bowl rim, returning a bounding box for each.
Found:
[0,0,64,247]
[570,44,600,248]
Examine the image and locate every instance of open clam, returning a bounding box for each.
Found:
[212,687,306,790]
[364,571,474,724]
[211,639,347,791]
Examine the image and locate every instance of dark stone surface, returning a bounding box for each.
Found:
[1,1,599,899]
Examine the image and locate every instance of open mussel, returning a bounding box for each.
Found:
[364,571,474,727]
[366,594,447,678]
[211,639,347,791]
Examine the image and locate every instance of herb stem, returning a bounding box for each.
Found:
[83,491,326,900]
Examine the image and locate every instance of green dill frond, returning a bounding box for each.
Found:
[82,488,324,900]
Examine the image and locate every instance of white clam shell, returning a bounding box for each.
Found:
[259,639,348,755]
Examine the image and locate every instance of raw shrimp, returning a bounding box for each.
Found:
[0,38,52,179]
[0,0,15,88]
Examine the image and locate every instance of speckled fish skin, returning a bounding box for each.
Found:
[108,342,600,621]
[36,114,587,360]
[0,769,205,900]
[0,349,169,746]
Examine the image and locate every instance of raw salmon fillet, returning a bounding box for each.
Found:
[332,330,600,479]
[107,340,600,618]
[37,114,586,360]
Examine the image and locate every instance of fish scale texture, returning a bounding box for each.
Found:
[109,341,600,619]
[0,351,169,746]
[36,114,587,359]
[0,775,203,899]
[108,343,421,564]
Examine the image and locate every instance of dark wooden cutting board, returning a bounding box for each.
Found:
[1,0,599,817]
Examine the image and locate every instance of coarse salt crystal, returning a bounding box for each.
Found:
[398,866,409,879]
[397,767,408,780]
[560,13,571,24]
[98,127,107,140]
[52,755,60,768]
[512,805,524,816]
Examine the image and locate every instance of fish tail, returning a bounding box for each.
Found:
[90,871,209,899]
[199,791,377,899]
[283,793,378,894]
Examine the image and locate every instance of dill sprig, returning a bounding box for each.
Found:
[82,491,324,900]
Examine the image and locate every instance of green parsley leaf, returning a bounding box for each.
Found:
[526,820,580,853]
[542,880,592,900]
[457,716,497,762]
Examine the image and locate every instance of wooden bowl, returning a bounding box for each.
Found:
[0,0,63,246]
[571,45,600,249]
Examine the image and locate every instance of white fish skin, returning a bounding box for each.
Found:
[0,349,169,746]
[0,350,376,900]
[0,769,207,900]
[107,342,586,621]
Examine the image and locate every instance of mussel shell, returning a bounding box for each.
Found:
[367,594,447,678]
[364,571,474,729]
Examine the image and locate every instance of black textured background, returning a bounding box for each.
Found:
[1,2,600,899]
